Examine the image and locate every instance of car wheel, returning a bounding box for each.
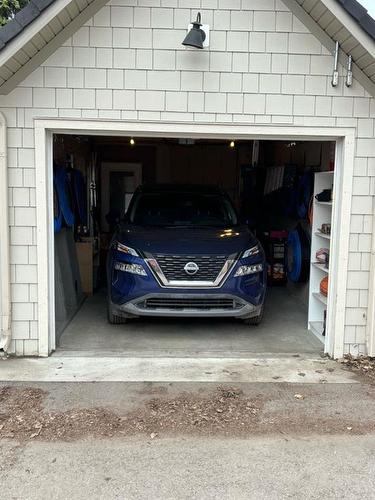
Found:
[244,305,264,326]
[107,298,127,325]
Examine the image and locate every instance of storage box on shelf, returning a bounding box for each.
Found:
[308,171,333,341]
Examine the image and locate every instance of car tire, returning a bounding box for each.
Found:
[107,298,127,325]
[244,305,264,326]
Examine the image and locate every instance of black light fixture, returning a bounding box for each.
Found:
[182,12,206,49]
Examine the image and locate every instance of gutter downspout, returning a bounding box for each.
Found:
[0,111,11,353]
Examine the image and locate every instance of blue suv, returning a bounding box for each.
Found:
[107,185,266,325]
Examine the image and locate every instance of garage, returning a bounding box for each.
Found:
[1,0,373,359]
[51,130,337,356]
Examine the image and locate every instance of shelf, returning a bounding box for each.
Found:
[315,231,330,240]
[313,292,327,306]
[309,171,334,346]
[309,321,325,342]
[312,262,329,274]
[315,201,332,206]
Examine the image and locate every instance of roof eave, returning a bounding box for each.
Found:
[0,0,73,68]
[283,0,375,98]
[322,0,375,59]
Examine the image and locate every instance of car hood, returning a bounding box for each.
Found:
[116,225,258,255]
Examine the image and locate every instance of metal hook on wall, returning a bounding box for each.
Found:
[331,41,339,87]
[346,55,353,87]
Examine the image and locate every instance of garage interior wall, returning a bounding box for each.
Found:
[0,0,372,355]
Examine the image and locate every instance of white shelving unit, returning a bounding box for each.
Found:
[315,231,330,241]
[308,171,334,342]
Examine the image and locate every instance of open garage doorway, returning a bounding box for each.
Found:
[51,132,337,357]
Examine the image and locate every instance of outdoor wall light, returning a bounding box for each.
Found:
[129,138,135,146]
[182,12,209,49]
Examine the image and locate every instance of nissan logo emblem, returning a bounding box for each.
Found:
[184,262,199,275]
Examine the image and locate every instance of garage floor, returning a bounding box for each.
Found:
[56,288,323,357]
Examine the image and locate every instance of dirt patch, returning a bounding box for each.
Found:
[0,386,262,441]
[342,355,375,382]
[1,384,375,442]
[125,386,262,437]
[0,386,120,441]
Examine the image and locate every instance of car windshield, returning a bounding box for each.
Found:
[129,192,238,227]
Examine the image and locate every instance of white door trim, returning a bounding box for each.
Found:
[325,136,355,357]
[34,119,356,358]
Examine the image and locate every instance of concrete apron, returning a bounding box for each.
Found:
[0,356,358,383]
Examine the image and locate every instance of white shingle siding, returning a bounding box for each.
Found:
[1,0,374,356]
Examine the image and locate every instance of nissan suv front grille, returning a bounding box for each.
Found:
[154,254,227,281]
[144,253,238,288]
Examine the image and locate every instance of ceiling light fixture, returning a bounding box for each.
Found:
[229,141,235,148]
[130,138,135,146]
[182,12,209,49]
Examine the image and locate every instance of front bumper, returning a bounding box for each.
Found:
[108,249,266,320]
[110,293,263,319]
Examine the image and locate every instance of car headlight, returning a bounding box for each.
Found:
[115,242,139,257]
[114,262,147,276]
[242,245,260,259]
[234,263,263,277]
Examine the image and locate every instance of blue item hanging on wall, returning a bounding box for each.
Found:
[54,167,75,227]
[296,171,314,219]
[53,181,63,233]
[71,168,87,226]
[287,230,301,282]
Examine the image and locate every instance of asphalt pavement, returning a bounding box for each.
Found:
[2,434,375,500]
[1,376,375,499]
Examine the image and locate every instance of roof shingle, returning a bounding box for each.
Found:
[337,0,375,41]
[0,0,55,49]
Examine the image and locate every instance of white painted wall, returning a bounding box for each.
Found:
[0,0,373,356]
